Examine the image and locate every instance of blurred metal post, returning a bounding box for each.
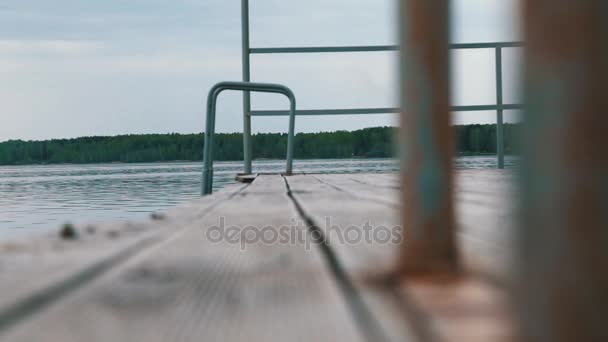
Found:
[495,47,505,169]
[398,0,458,274]
[518,0,608,340]
[241,0,253,174]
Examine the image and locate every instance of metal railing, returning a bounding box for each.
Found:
[202,81,296,195]
[240,0,523,169]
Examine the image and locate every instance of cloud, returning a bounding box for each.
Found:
[0,45,239,75]
[0,0,521,142]
[0,39,104,56]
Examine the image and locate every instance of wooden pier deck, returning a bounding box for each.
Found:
[0,170,516,342]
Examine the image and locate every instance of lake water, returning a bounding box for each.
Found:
[0,156,517,236]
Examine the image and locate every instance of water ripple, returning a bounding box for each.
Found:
[0,157,517,237]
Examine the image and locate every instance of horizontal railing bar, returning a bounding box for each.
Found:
[250,104,523,116]
[251,108,398,116]
[453,104,524,111]
[250,42,524,54]
[450,42,525,49]
[251,46,398,54]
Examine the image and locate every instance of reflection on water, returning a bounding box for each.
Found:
[0,156,517,236]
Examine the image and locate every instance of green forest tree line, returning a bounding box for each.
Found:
[0,124,520,165]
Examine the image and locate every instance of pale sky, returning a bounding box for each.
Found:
[0,0,522,142]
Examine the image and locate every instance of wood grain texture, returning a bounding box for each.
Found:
[288,171,516,342]
[1,171,517,342]
[0,183,248,331]
[309,171,516,280]
[286,174,401,276]
[286,174,414,342]
[1,176,365,342]
[399,274,515,342]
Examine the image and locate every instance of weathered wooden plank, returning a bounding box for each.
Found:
[313,174,400,208]
[1,172,518,341]
[285,175,415,342]
[1,176,366,342]
[288,172,515,341]
[399,275,515,342]
[333,173,400,190]
[319,171,513,211]
[287,175,401,276]
[313,172,516,280]
[0,182,248,333]
[404,170,518,340]
[320,171,515,279]
[454,172,515,281]
[288,172,515,278]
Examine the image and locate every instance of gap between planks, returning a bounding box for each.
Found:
[1,175,382,342]
[285,172,516,342]
[0,172,516,342]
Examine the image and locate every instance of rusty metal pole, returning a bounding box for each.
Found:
[398,0,458,274]
[517,1,608,341]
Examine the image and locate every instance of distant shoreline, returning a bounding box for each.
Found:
[0,154,519,167]
[0,124,521,166]
[0,156,397,167]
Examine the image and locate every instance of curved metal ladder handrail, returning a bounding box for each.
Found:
[202,81,296,195]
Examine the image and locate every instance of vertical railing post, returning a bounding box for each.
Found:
[286,97,296,175]
[495,47,505,169]
[398,0,458,274]
[202,87,219,195]
[241,0,253,174]
[517,0,608,341]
